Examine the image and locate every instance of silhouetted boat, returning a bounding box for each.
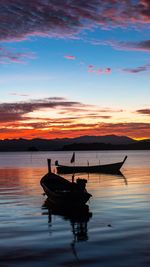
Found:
[55,156,127,174]
[40,159,92,207]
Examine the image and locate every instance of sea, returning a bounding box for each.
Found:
[0,150,150,267]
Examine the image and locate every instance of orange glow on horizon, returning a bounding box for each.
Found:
[0,98,149,140]
[0,126,149,140]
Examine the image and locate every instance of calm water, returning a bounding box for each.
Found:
[0,151,150,267]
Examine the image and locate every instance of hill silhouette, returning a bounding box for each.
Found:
[63,140,150,151]
[0,135,149,151]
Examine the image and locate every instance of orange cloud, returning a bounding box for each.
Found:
[0,121,149,140]
[0,97,149,140]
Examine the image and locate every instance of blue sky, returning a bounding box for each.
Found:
[0,0,150,139]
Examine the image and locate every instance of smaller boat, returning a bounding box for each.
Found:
[55,155,127,174]
[40,159,92,207]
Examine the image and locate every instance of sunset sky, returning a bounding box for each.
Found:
[0,0,150,140]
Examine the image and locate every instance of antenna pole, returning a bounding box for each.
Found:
[47,159,51,173]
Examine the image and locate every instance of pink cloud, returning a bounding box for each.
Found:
[97,68,103,75]
[87,65,111,75]
[88,68,96,73]
[64,55,76,60]
[0,46,35,64]
[105,67,111,74]
[88,65,94,68]
[0,1,150,42]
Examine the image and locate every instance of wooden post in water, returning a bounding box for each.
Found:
[47,159,51,173]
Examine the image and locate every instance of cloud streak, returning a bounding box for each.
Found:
[136,108,150,115]
[0,96,121,137]
[87,65,111,75]
[0,97,83,123]
[89,38,150,54]
[0,96,149,139]
[64,55,76,60]
[0,97,116,126]
[9,92,30,97]
[122,63,150,73]
[0,1,150,42]
[107,39,150,53]
[0,46,35,64]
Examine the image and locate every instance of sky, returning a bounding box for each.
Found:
[0,0,150,140]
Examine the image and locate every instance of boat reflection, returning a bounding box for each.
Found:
[42,198,92,243]
[112,171,128,185]
[76,170,128,186]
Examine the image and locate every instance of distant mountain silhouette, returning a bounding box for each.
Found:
[67,135,135,145]
[0,135,149,151]
[63,140,150,151]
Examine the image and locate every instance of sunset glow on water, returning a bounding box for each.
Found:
[0,151,150,267]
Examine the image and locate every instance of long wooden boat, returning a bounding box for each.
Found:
[56,156,127,174]
[40,159,92,207]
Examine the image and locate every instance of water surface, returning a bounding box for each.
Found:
[0,151,150,267]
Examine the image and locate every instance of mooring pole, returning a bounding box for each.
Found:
[47,159,51,173]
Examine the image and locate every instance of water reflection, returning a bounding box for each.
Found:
[115,171,128,186]
[1,151,150,267]
[71,171,128,192]
[42,199,92,244]
[0,167,44,197]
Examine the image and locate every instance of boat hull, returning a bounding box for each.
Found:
[56,156,127,174]
[40,172,91,207]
